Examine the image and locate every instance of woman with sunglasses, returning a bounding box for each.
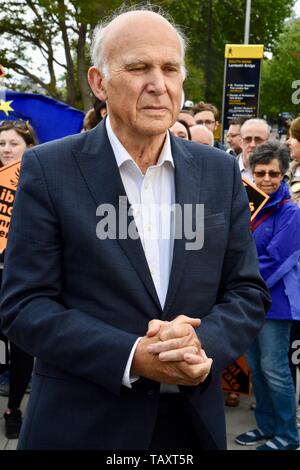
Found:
[235,141,300,450]
[0,120,38,439]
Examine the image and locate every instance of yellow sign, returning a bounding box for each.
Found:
[225,44,264,59]
[0,160,21,251]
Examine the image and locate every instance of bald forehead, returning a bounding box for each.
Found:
[241,121,269,137]
[103,11,180,58]
[191,125,213,144]
[191,125,211,137]
[107,10,173,30]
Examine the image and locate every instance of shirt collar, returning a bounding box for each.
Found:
[238,154,245,172]
[106,115,174,170]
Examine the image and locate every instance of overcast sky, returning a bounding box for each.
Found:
[294,0,300,16]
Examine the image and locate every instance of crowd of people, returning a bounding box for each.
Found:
[0,5,299,451]
[168,108,300,448]
[0,120,38,439]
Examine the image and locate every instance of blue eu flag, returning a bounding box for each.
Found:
[0,89,84,143]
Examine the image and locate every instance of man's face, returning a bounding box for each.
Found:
[241,123,269,162]
[88,13,184,141]
[226,124,242,154]
[194,110,217,132]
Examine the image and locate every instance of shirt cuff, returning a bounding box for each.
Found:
[122,337,142,388]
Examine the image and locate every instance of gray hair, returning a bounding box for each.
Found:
[240,118,271,138]
[249,141,290,174]
[90,4,187,79]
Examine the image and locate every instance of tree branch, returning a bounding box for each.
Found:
[56,0,76,105]
[0,58,61,99]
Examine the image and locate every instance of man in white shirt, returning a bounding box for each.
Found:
[238,119,270,181]
[0,7,270,450]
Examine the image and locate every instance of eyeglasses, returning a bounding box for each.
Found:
[195,119,215,126]
[242,136,266,145]
[0,120,30,132]
[253,170,282,178]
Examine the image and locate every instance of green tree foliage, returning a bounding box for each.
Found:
[163,0,294,110]
[260,19,300,119]
[0,0,295,112]
[0,0,120,110]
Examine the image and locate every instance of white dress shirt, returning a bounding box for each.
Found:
[106,117,175,387]
[238,154,254,182]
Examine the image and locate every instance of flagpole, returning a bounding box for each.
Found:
[0,64,6,101]
[244,0,251,44]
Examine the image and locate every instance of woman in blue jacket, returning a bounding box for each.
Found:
[236,141,300,451]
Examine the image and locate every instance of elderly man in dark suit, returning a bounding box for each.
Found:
[0,7,270,450]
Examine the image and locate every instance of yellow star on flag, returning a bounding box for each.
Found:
[0,99,14,116]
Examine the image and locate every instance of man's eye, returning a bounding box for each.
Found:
[164,66,179,73]
[128,65,146,72]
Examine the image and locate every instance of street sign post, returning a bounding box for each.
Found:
[222,44,264,142]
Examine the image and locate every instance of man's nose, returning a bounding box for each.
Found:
[146,69,167,94]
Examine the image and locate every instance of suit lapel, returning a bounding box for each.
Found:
[73,122,161,312]
[163,138,202,316]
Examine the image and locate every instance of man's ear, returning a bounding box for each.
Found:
[87,66,107,101]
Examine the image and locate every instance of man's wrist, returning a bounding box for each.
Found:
[122,337,142,388]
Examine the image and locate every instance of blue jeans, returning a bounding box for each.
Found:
[247,320,299,446]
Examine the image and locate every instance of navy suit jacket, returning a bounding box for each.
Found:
[0,121,270,449]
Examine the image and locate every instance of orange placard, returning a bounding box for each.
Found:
[0,64,5,78]
[242,176,269,221]
[0,160,21,251]
[222,356,251,395]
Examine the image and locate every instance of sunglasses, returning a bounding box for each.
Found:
[253,170,282,178]
[0,120,30,132]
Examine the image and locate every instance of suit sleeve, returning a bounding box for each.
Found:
[0,150,138,396]
[198,159,271,372]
